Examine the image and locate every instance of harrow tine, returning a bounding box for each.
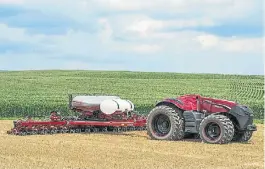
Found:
[32,130,38,135]
[84,128,91,133]
[122,127,127,132]
[75,128,81,133]
[70,129,75,133]
[92,127,99,132]
[50,129,56,135]
[8,125,147,136]
[102,127,108,132]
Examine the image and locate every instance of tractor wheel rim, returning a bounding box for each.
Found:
[152,114,171,136]
[205,122,221,140]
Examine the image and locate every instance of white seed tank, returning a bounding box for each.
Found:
[71,95,121,107]
[100,99,135,115]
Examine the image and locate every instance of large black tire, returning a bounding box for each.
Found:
[232,130,253,142]
[199,114,234,144]
[146,105,184,140]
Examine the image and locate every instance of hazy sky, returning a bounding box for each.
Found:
[0,0,263,75]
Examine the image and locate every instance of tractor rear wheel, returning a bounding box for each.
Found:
[199,114,234,144]
[147,105,184,140]
[232,130,253,142]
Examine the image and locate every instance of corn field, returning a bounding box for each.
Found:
[0,70,264,119]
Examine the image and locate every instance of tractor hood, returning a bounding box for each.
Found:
[157,94,238,112]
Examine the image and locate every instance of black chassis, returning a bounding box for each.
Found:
[182,104,257,134]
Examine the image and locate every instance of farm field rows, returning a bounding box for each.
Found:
[0,120,264,169]
[0,70,264,119]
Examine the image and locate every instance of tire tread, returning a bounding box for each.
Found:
[199,114,234,144]
[147,105,184,140]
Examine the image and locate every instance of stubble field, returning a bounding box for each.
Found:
[0,120,263,169]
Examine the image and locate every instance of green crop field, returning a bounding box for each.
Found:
[0,70,264,119]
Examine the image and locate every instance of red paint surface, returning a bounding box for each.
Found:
[163,94,237,113]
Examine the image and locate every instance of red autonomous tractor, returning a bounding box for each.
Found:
[146,94,257,144]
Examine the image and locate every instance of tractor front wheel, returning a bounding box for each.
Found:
[232,130,253,142]
[199,114,234,144]
[147,105,184,140]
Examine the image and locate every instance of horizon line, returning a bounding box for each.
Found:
[0,69,264,76]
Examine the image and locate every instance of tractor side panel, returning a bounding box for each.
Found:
[156,100,184,111]
[183,111,204,134]
[201,101,229,113]
[157,98,198,111]
[200,97,237,113]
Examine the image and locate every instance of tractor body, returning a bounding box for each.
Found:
[147,94,257,144]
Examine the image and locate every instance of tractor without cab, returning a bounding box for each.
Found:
[146,94,257,144]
